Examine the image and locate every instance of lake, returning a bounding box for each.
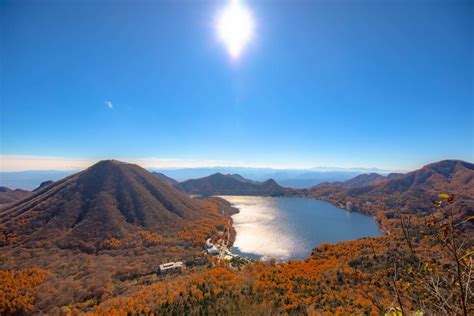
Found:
[220,196,382,260]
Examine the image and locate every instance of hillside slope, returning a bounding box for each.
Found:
[0,160,211,250]
[152,172,178,186]
[315,172,387,188]
[305,160,474,225]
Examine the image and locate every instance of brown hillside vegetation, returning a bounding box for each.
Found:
[316,172,388,188]
[0,187,31,205]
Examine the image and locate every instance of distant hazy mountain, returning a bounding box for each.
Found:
[152,172,178,186]
[0,187,31,204]
[0,160,210,251]
[0,170,76,190]
[175,173,291,196]
[309,166,394,173]
[152,168,384,188]
[1,166,400,190]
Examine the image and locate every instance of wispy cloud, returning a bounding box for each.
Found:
[105,100,113,109]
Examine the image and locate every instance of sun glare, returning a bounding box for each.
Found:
[216,0,255,59]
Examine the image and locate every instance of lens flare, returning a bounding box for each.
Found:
[216,0,255,59]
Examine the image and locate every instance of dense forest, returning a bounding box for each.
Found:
[0,196,236,315]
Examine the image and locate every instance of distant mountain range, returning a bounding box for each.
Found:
[2,160,472,207]
[0,166,402,190]
[0,160,213,251]
[174,172,291,196]
[0,170,76,190]
[151,167,393,188]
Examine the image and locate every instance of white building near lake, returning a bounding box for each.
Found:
[158,261,184,274]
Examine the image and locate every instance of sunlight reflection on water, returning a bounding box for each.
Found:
[219,196,382,260]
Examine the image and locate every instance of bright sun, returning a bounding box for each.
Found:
[216,0,255,59]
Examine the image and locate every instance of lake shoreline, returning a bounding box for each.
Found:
[218,195,383,261]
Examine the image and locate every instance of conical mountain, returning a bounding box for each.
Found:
[0,160,207,250]
[175,173,290,196]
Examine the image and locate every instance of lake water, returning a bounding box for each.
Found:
[220,196,382,260]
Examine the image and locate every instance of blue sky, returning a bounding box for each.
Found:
[1,0,473,171]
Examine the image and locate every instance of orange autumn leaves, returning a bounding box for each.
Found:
[88,238,389,315]
[88,267,247,315]
[100,230,163,250]
[0,268,48,315]
[179,198,234,246]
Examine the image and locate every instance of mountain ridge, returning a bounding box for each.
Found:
[153,172,179,186]
[305,159,474,226]
[174,172,291,196]
[0,187,31,205]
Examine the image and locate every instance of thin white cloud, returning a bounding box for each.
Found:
[105,100,113,109]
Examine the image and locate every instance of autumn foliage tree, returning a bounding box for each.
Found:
[360,195,473,315]
[0,268,48,315]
